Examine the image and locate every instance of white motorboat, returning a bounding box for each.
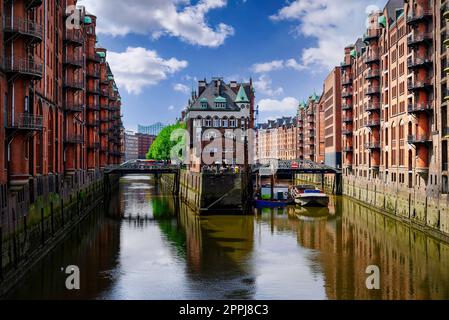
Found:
[291,185,329,207]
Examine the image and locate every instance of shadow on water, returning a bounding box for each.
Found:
[5,175,449,300]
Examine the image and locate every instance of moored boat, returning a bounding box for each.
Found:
[291,185,329,207]
[254,184,293,208]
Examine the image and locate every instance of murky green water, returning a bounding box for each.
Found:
[6,175,449,299]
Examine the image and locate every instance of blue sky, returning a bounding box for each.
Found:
[79,0,385,132]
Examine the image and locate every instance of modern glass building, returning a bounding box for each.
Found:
[138,122,166,136]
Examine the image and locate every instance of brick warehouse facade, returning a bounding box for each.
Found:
[0,1,123,231]
[340,0,449,235]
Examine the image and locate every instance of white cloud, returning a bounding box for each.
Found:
[107,47,188,95]
[251,60,285,73]
[173,83,190,94]
[78,0,234,47]
[258,97,299,113]
[270,0,384,69]
[168,105,175,111]
[253,75,284,97]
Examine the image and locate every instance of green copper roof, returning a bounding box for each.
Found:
[84,16,92,24]
[200,98,208,102]
[97,51,106,58]
[108,75,114,81]
[235,85,249,103]
[214,96,227,103]
[350,49,357,58]
[378,15,386,28]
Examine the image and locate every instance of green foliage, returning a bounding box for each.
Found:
[146,122,186,161]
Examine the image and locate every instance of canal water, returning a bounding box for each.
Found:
[6,175,449,299]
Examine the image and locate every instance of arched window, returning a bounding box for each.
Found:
[213,117,220,128]
[229,117,236,128]
[222,117,228,128]
[205,117,212,127]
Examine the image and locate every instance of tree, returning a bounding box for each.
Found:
[146,122,186,161]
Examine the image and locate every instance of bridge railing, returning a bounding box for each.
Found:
[253,159,340,174]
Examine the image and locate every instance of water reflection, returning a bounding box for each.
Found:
[6,175,449,300]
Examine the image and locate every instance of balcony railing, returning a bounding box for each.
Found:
[87,86,100,95]
[364,119,381,128]
[365,69,380,79]
[407,33,433,47]
[407,78,433,91]
[365,86,380,95]
[364,53,380,64]
[100,104,110,110]
[64,103,83,113]
[3,16,43,42]
[342,117,353,123]
[27,0,43,9]
[88,104,100,111]
[406,10,433,25]
[3,58,43,79]
[65,134,84,144]
[342,130,353,136]
[364,142,381,150]
[340,61,351,68]
[7,113,43,130]
[341,77,353,86]
[63,55,83,68]
[366,102,380,112]
[87,52,101,62]
[407,56,432,70]
[342,104,352,111]
[343,146,354,153]
[408,134,432,145]
[363,29,380,42]
[63,79,84,91]
[408,101,433,114]
[64,29,83,45]
[342,90,353,98]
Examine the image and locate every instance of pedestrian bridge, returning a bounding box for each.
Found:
[104,162,180,175]
[252,159,341,175]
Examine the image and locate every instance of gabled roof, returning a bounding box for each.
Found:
[235,84,249,103]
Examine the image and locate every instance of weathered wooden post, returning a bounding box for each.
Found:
[321,173,325,191]
[41,208,45,245]
[270,175,275,200]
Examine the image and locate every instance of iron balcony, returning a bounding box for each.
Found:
[87,70,100,79]
[341,77,353,86]
[63,55,84,68]
[63,79,84,91]
[87,86,100,95]
[342,130,353,136]
[3,16,43,43]
[64,29,84,46]
[407,78,433,91]
[363,29,380,42]
[88,104,100,111]
[342,90,353,98]
[342,104,353,111]
[365,86,380,96]
[64,103,84,113]
[87,52,101,62]
[343,146,354,153]
[364,142,381,150]
[408,134,432,145]
[407,56,432,70]
[365,70,380,80]
[342,117,353,123]
[6,113,43,131]
[406,10,433,25]
[364,119,381,128]
[341,61,351,68]
[3,57,43,80]
[364,53,380,64]
[407,33,433,47]
[366,103,381,112]
[408,102,433,114]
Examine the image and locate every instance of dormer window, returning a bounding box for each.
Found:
[214,96,227,108]
[200,98,208,109]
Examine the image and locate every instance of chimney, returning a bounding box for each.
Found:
[198,79,207,96]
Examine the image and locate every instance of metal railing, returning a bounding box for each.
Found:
[407,33,433,46]
[7,113,43,130]
[64,29,83,44]
[408,101,432,113]
[365,69,380,79]
[3,16,43,40]
[65,135,84,144]
[364,119,381,127]
[63,79,84,90]
[407,78,433,90]
[363,29,380,41]
[408,134,432,144]
[64,103,83,112]
[3,57,43,78]
[63,54,83,67]
[364,142,381,149]
[407,56,432,69]
[406,10,433,24]
[365,86,380,95]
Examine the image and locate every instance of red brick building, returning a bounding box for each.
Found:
[136,133,156,159]
[0,0,123,224]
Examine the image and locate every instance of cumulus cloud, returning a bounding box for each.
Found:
[78,0,234,47]
[251,60,285,73]
[107,47,188,95]
[270,0,384,69]
[173,83,191,94]
[253,75,284,97]
[258,97,299,113]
